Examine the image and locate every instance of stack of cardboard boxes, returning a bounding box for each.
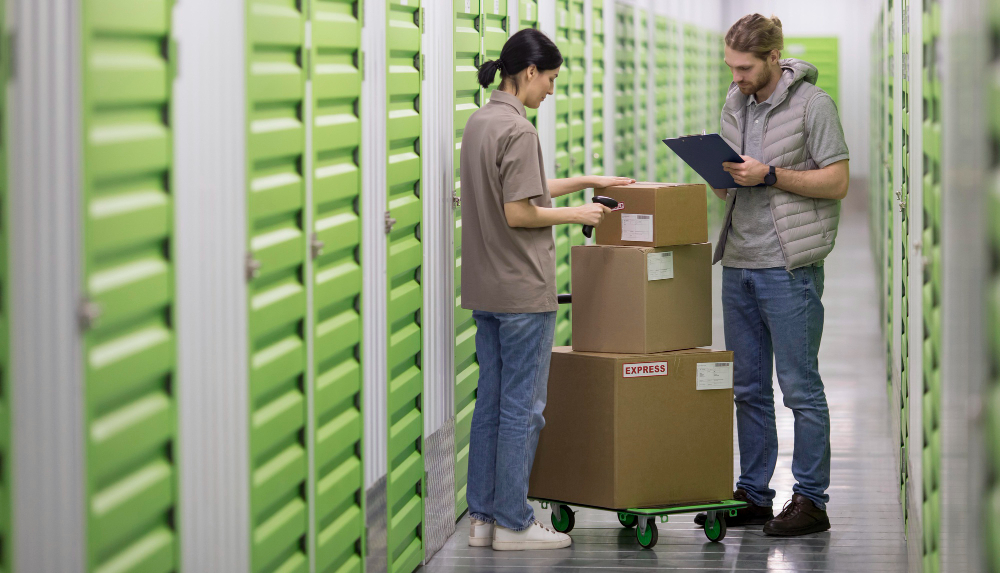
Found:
[529,183,736,510]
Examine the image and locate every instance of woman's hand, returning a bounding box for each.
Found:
[575,202,612,226]
[589,176,636,189]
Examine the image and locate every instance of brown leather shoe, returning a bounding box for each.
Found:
[694,488,774,526]
[763,494,831,536]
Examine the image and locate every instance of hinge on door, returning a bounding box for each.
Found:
[310,233,325,259]
[452,191,461,209]
[360,51,365,81]
[420,54,425,82]
[245,253,262,281]
[305,50,312,80]
[384,211,397,235]
[78,298,103,331]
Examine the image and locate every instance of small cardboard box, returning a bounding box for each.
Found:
[571,243,712,354]
[595,182,708,247]
[529,347,735,509]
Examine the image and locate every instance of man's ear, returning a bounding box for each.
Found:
[771,50,780,65]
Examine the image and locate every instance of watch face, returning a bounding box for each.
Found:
[765,174,776,186]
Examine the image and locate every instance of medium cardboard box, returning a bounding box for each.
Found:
[529,347,735,509]
[595,182,709,247]
[571,243,712,354]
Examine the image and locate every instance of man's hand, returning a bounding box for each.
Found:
[589,176,636,189]
[723,155,769,187]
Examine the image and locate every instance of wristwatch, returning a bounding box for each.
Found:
[763,165,777,186]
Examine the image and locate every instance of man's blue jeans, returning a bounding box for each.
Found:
[467,310,557,531]
[723,266,831,510]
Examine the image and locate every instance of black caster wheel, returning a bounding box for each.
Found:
[704,514,727,542]
[618,512,637,528]
[551,504,575,533]
[636,521,658,548]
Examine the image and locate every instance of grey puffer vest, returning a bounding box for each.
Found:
[715,58,841,271]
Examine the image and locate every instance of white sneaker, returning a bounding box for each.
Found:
[492,519,572,551]
[468,518,495,547]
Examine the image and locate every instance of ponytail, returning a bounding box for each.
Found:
[477,59,504,89]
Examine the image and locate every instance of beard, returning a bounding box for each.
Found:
[737,68,772,96]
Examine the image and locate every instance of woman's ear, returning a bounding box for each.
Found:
[526,64,536,81]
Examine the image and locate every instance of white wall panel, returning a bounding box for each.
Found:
[173,0,251,570]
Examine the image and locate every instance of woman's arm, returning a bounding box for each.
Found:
[503,199,611,228]
[547,175,637,198]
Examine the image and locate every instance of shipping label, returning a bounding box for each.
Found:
[621,213,653,242]
[697,362,734,390]
[647,251,674,281]
[623,361,669,378]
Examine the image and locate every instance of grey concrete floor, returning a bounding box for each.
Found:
[422,193,908,572]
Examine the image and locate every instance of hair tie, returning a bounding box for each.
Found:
[495,59,505,72]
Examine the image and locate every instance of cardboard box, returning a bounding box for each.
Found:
[595,182,709,247]
[571,243,712,354]
[529,347,735,509]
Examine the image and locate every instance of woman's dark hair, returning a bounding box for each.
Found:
[477,28,563,92]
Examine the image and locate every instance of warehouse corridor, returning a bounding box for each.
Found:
[422,187,910,572]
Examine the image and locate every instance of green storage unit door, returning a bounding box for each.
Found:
[311,1,365,572]
[0,0,9,566]
[682,24,701,184]
[591,0,606,176]
[519,0,539,125]
[783,37,839,105]
[614,5,634,176]
[520,0,538,30]
[924,0,942,570]
[453,0,481,521]
[552,1,572,347]
[568,0,586,183]
[654,16,680,183]
[884,0,894,399]
[635,9,648,179]
[81,1,179,571]
[385,2,424,572]
[244,1,309,571]
[481,0,508,100]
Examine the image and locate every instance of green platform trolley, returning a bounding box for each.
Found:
[531,497,748,549]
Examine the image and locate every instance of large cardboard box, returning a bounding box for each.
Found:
[595,182,708,247]
[529,347,735,509]
[571,243,712,354]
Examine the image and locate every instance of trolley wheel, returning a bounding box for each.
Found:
[636,521,658,548]
[618,512,638,528]
[551,505,575,533]
[704,514,727,542]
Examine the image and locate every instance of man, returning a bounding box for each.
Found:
[694,13,850,537]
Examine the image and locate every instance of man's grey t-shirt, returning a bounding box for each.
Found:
[721,73,850,269]
[460,90,557,314]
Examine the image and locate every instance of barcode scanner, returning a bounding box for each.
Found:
[582,196,621,238]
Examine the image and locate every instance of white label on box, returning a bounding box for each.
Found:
[697,362,734,390]
[647,251,674,281]
[621,214,653,242]
[623,361,669,378]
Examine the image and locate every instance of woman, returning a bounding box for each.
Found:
[460,28,635,551]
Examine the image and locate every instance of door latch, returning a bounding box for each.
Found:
[452,192,461,209]
[385,211,397,235]
[310,233,325,259]
[78,298,103,331]
[246,253,262,281]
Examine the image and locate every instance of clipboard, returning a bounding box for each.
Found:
[662,134,744,190]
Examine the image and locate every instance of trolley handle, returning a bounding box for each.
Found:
[582,195,621,239]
